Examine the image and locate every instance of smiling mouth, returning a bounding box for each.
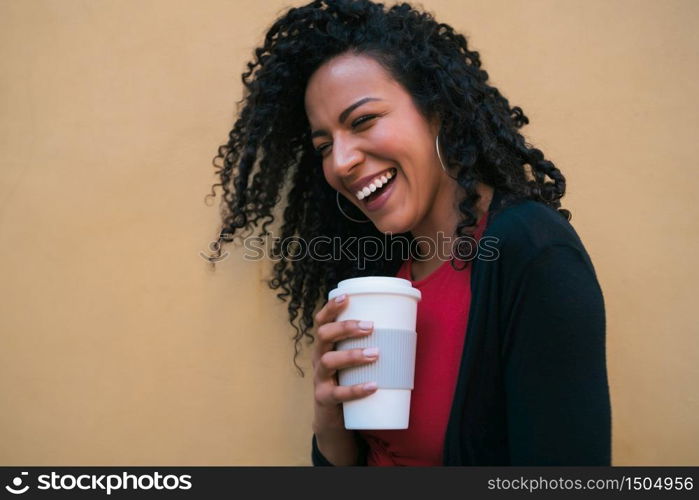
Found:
[358,169,398,213]
[355,167,398,203]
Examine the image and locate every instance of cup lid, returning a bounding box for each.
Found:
[328,276,421,301]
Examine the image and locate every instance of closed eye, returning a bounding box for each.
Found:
[313,114,380,156]
[351,114,377,127]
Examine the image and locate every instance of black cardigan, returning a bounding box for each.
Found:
[312,190,612,465]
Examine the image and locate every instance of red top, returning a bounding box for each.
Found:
[359,214,488,466]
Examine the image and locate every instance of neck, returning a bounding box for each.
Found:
[410,179,494,277]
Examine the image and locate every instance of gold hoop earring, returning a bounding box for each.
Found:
[436,134,447,172]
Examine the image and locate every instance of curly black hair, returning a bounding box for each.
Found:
[204,0,571,375]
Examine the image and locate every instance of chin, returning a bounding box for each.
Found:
[372,217,412,236]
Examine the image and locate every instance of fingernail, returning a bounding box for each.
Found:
[358,320,373,331]
[363,347,379,358]
[363,381,378,391]
[335,294,346,304]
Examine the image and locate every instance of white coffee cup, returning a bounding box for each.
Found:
[327,276,421,429]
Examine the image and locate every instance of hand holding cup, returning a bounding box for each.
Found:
[311,293,380,434]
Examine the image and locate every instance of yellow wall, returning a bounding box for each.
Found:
[1,0,697,465]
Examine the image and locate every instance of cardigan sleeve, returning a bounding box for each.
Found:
[503,243,612,465]
[311,432,369,466]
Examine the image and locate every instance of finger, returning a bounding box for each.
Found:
[315,380,379,406]
[314,294,349,327]
[316,347,379,381]
[316,319,374,345]
[312,319,374,369]
[330,381,379,404]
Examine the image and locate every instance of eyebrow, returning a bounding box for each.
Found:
[310,97,383,139]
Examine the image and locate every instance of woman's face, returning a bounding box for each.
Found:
[304,52,448,235]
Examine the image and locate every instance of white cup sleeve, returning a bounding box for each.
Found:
[336,328,417,390]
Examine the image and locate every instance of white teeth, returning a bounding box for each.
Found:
[355,169,396,201]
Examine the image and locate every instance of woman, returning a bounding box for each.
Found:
[206,0,611,466]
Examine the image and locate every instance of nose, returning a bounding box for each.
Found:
[329,134,364,179]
